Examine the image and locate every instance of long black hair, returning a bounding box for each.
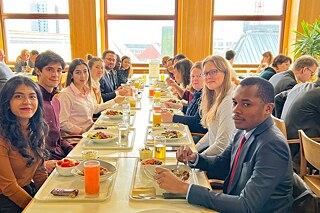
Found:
[0,76,49,166]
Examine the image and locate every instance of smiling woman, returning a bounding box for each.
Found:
[0,76,48,212]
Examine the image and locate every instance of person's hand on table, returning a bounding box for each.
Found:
[155,167,189,194]
[176,145,197,164]
[114,96,125,103]
[164,102,182,110]
[44,160,58,173]
[117,87,129,96]
[161,109,173,122]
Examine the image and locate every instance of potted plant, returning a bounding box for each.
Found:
[292,18,320,60]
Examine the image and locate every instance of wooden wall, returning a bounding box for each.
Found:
[0,0,319,63]
[176,0,213,63]
[69,0,101,59]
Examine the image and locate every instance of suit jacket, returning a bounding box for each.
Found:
[269,70,297,95]
[276,81,320,119]
[188,117,293,213]
[258,66,276,80]
[282,85,320,140]
[173,89,207,134]
[0,63,13,92]
[99,70,116,102]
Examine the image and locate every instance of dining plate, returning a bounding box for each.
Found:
[82,130,117,143]
[143,164,191,182]
[151,129,186,141]
[103,109,123,119]
[71,159,117,182]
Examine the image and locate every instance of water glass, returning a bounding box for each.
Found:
[118,123,129,146]
[84,160,100,195]
[154,136,166,162]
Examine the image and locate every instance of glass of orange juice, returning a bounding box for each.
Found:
[153,110,161,126]
[84,160,100,195]
[149,87,155,97]
[153,103,161,111]
[134,80,140,89]
[154,88,161,99]
[129,97,137,108]
[154,136,166,162]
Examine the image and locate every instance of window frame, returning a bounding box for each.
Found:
[212,0,288,67]
[104,0,178,66]
[0,0,69,64]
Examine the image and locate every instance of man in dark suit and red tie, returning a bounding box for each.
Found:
[155,77,293,213]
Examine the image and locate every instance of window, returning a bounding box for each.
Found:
[105,0,177,64]
[1,0,71,62]
[212,0,287,64]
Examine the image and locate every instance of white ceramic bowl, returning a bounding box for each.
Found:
[55,159,79,177]
[71,159,116,182]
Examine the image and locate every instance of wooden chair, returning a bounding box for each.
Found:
[299,130,320,197]
[271,115,300,144]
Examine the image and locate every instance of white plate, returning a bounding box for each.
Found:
[82,130,117,143]
[151,129,186,141]
[71,159,117,182]
[143,164,191,182]
[103,109,123,119]
[136,209,184,213]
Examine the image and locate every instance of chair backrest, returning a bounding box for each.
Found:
[299,130,320,177]
[272,115,288,138]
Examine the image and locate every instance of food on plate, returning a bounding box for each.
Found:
[105,110,123,116]
[87,131,113,139]
[171,169,190,181]
[141,158,162,165]
[160,130,183,139]
[51,188,79,198]
[76,166,110,176]
[56,158,80,167]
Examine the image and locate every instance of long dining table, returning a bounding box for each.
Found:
[23,76,218,213]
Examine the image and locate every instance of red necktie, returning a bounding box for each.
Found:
[227,135,246,192]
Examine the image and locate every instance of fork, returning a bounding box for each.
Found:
[172,161,179,173]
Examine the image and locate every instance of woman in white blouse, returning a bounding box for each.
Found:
[195,55,235,156]
[87,55,104,104]
[58,58,124,135]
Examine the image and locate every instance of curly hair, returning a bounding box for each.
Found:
[0,76,49,167]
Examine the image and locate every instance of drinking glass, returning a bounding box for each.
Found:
[84,160,100,195]
[122,102,130,125]
[154,136,166,162]
[152,110,161,126]
[81,150,98,160]
[118,123,129,146]
[149,86,155,97]
[154,88,161,99]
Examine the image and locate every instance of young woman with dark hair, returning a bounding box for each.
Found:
[0,76,48,212]
[58,58,124,135]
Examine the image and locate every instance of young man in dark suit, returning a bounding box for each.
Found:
[156,77,293,213]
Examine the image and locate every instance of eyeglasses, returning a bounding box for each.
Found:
[305,67,315,76]
[201,69,222,77]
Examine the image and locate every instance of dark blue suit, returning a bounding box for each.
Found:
[173,89,207,134]
[188,117,293,213]
[99,70,116,102]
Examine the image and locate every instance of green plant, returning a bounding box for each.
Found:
[292,18,320,60]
